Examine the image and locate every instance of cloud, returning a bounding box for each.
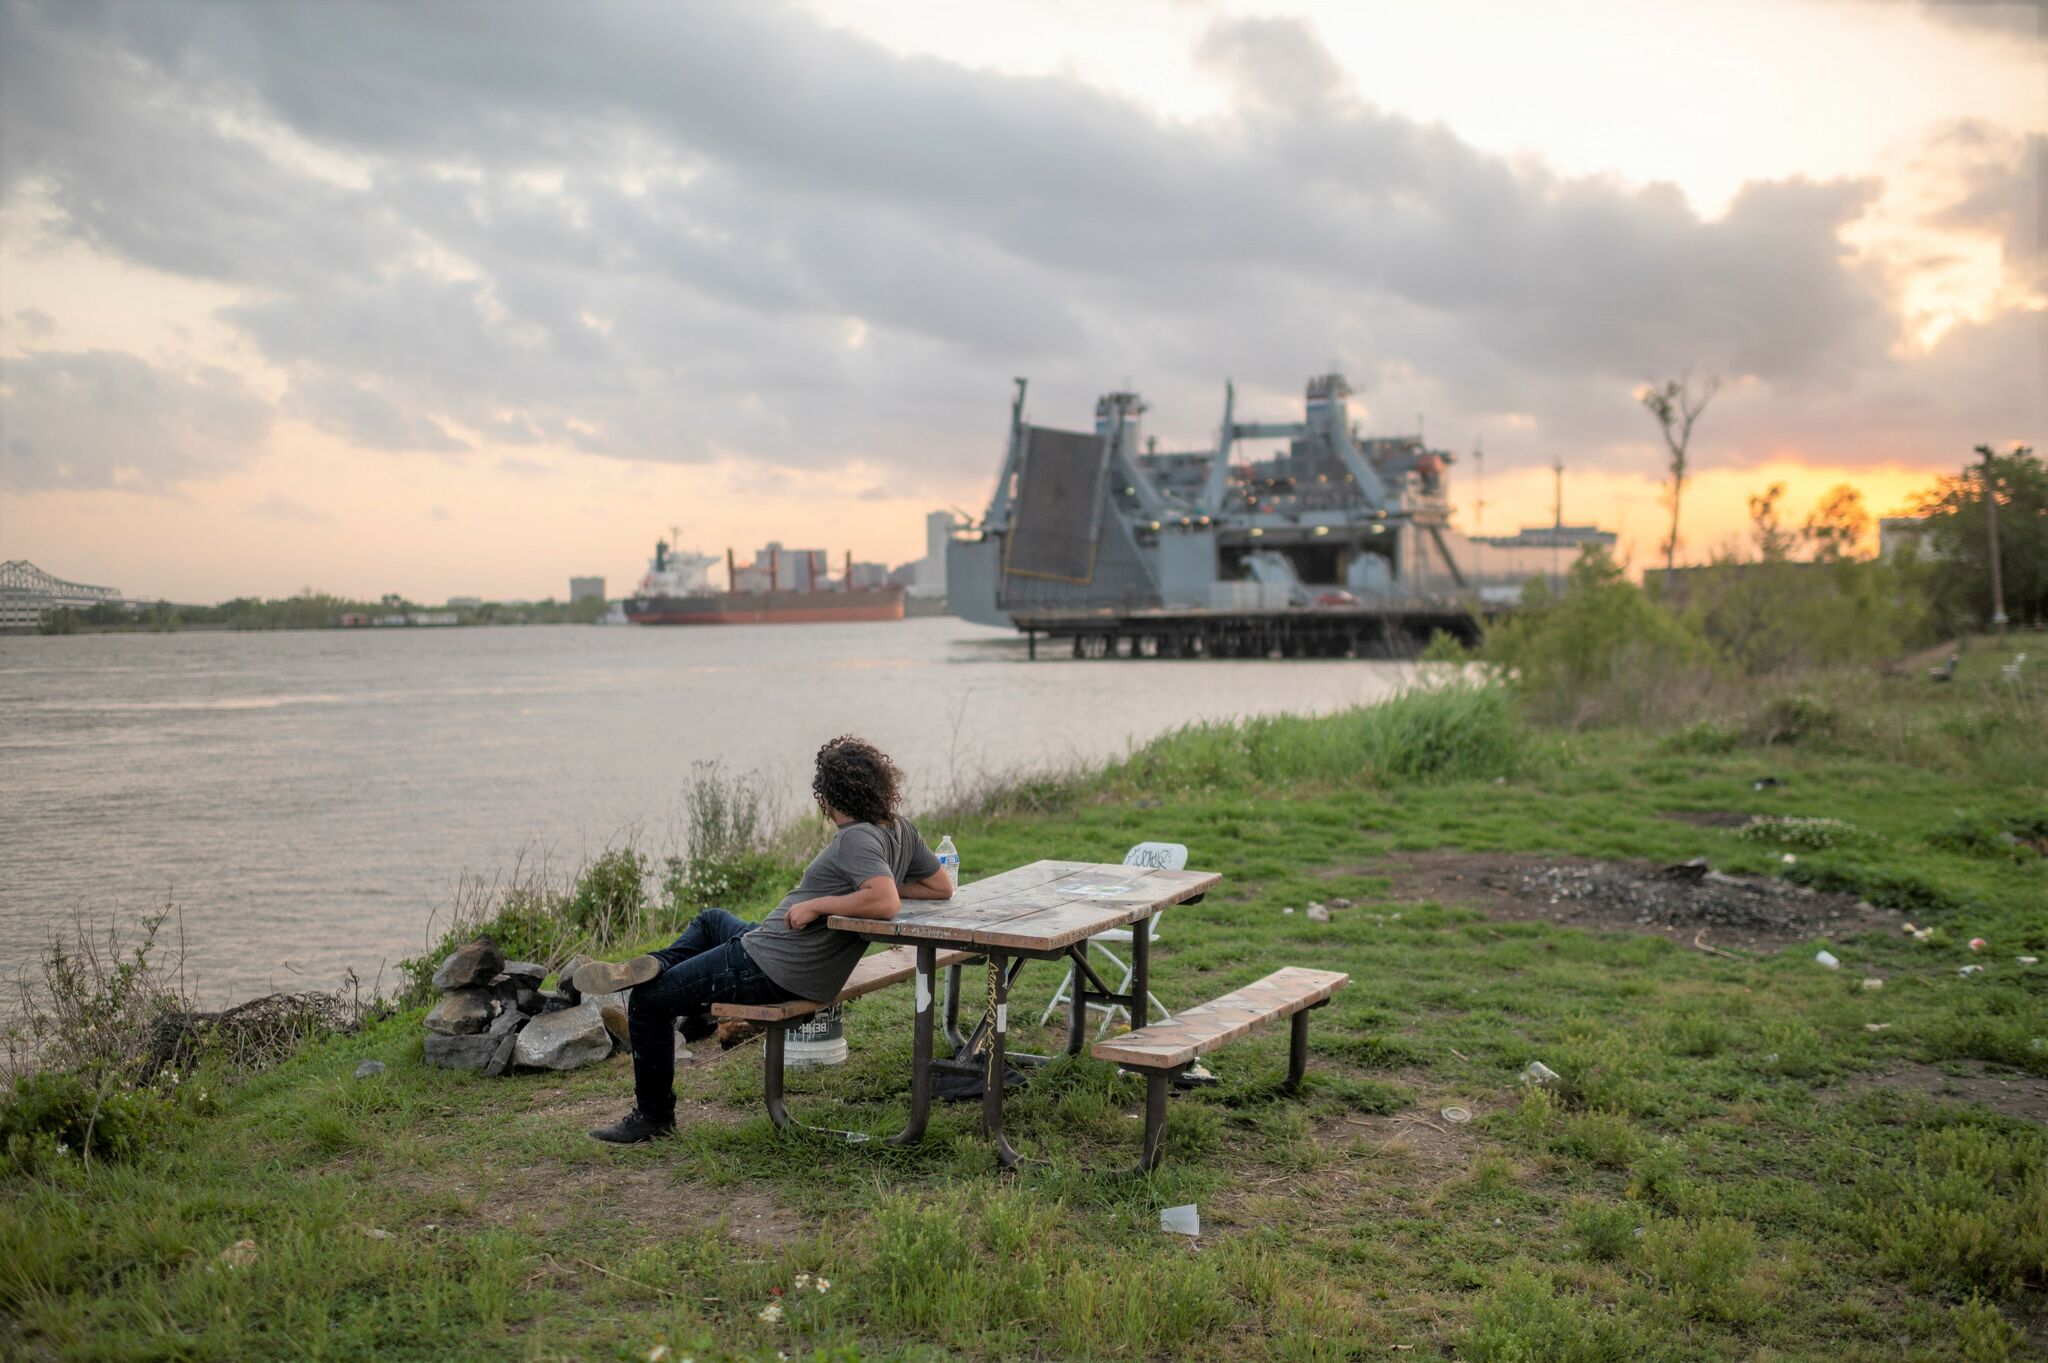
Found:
[0,349,271,490]
[247,493,330,524]
[1910,0,2044,47]
[0,0,2036,498]
[10,307,56,338]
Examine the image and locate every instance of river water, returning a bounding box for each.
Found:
[1,619,1417,1004]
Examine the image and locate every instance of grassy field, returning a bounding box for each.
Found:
[3,646,2044,1362]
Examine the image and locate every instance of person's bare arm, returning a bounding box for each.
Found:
[785,875,900,929]
[898,868,954,901]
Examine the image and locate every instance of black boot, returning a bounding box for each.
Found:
[588,1107,675,1144]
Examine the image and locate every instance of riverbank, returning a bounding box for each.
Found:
[3,653,2043,1361]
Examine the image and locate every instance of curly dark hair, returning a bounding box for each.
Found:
[811,735,904,826]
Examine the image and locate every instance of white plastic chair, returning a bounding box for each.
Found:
[1040,842,1185,1039]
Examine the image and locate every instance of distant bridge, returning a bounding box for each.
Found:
[0,560,124,628]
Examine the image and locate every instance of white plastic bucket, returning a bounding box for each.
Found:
[785,1003,848,1067]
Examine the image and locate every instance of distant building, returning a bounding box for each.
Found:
[569,576,605,603]
[730,543,831,593]
[846,561,892,590]
[445,596,483,609]
[914,510,954,597]
[1879,516,1937,561]
[411,612,459,627]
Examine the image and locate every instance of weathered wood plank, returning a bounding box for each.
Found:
[1091,967,1349,1070]
[830,861,1219,950]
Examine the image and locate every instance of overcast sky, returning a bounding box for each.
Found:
[1,0,2041,601]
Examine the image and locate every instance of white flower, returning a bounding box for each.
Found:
[757,1302,784,1325]
[646,1347,670,1363]
[793,1273,812,1289]
[815,1277,832,1293]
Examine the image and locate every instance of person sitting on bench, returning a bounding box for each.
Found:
[576,735,953,1143]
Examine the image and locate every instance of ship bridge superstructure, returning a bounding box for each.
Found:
[948,374,1470,627]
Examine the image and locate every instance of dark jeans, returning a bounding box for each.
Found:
[628,908,796,1120]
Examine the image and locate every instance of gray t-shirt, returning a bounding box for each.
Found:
[742,817,941,1002]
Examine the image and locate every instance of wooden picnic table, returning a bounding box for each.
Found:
[827,858,1220,1167]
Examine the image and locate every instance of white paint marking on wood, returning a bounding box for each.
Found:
[996,1003,1008,1033]
[916,973,931,1013]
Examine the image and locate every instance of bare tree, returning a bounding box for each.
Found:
[1641,372,1720,577]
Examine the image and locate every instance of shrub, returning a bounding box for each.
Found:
[1481,547,1715,728]
[0,1069,179,1173]
[559,847,654,940]
[1858,1124,2048,1300]
[1744,693,1841,746]
[1780,860,1958,915]
[1566,1201,1639,1262]
[1463,1267,1646,1362]
[1929,810,2048,863]
[3,909,187,1084]
[663,762,796,911]
[1112,680,1525,793]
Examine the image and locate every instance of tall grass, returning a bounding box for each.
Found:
[1108,681,1525,795]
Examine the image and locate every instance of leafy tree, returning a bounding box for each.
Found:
[1912,445,2046,630]
[1641,372,1719,576]
[1803,484,1870,562]
[1747,482,1796,562]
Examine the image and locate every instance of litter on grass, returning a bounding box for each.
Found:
[1815,950,1840,969]
[1521,1061,1560,1086]
[1161,1204,1200,1236]
[1440,1105,1473,1124]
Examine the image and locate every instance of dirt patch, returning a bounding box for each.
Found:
[1383,851,1899,951]
[375,1155,810,1245]
[1844,1060,2048,1124]
[1660,809,1753,829]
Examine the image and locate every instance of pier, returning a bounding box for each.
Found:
[1014,602,1494,660]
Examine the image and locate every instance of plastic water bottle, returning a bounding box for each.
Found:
[935,835,959,890]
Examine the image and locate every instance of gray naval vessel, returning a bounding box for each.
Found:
[947,373,1608,655]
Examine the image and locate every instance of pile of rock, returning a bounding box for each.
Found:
[421,937,630,1074]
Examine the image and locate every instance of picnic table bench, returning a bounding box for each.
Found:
[712,860,1345,1170]
[1093,966,1349,1171]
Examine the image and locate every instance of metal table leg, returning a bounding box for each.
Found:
[885,944,937,1147]
[1130,914,1152,1030]
[1066,944,1089,1056]
[943,962,968,1052]
[982,951,1025,1169]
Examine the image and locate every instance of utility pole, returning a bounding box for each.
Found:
[1977,444,2009,632]
[1472,437,1485,591]
[1551,458,1565,592]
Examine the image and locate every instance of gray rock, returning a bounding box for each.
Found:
[1328,897,1354,910]
[599,1003,630,1046]
[491,974,544,1015]
[483,1029,520,1077]
[1306,904,1332,924]
[499,961,547,989]
[431,937,505,992]
[486,1005,525,1038]
[554,954,592,1005]
[424,1032,500,1070]
[513,1003,613,1071]
[353,1060,386,1079]
[424,987,494,1035]
[538,990,576,1014]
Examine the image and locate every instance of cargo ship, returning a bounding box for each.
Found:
[624,539,905,625]
[947,373,1616,632]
